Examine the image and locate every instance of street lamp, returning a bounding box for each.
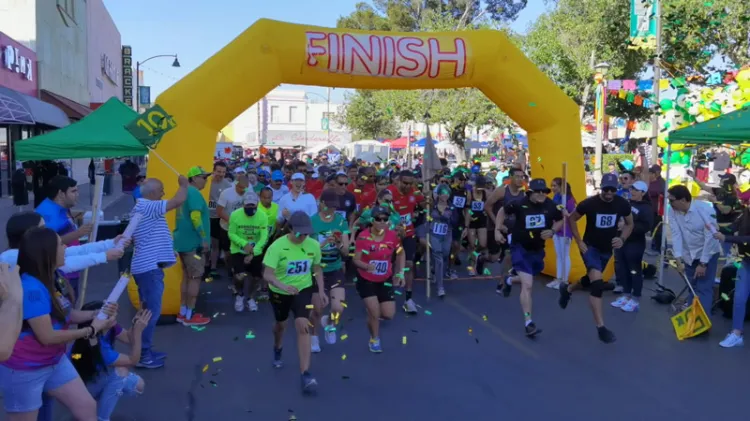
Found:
[135,54,180,112]
[593,61,610,186]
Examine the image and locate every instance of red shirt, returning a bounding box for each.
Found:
[348,183,376,211]
[385,185,424,237]
[355,229,401,283]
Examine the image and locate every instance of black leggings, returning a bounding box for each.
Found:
[614,241,646,297]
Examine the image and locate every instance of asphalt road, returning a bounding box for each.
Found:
[18,251,746,421]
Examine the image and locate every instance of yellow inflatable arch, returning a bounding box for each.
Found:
[128,19,589,315]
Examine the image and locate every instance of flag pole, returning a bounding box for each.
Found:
[424,145,431,300]
[561,162,568,283]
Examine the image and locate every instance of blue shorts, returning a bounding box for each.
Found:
[510,244,545,276]
[582,246,613,273]
[0,355,79,413]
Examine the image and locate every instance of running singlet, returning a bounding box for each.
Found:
[262,235,322,295]
[355,229,401,283]
[575,194,632,251]
[385,185,424,237]
[311,213,348,272]
[505,197,562,251]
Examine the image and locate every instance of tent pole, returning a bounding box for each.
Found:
[657,143,672,287]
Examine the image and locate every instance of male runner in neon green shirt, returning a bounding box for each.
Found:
[228,191,269,312]
[263,211,327,393]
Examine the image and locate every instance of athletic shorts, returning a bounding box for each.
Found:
[356,278,395,303]
[321,269,345,292]
[230,252,264,278]
[402,236,417,262]
[469,213,488,229]
[270,286,314,322]
[210,218,221,239]
[179,251,204,279]
[510,244,545,276]
[582,245,613,273]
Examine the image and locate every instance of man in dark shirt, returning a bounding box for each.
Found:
[563,173,634,343]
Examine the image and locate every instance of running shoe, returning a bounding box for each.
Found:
[181,314,210,326]
[257,289,270,301]
[502,276,512,297]
[610,296,629,308]
[437,287,446,298]
[621,300,639,312]
[301,371,318,392]
[310,335,322,353]
[403,299,418,314]
[495,282,504,294]
[247,298,259,312]
[558,283,571,309]
[546,279,562,290]
[272,348,283,368]
[151,351,167,361]
[719,332,744,348]
[234,295,245,312]
[597,326,616,343]
[369,338,383,353]
[525,322,541,337]
[321,315,336,345]
[448,269,458,279]
[613,285,624,294]
[136,354,165,369]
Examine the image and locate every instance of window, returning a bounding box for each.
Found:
[289,106,298,123]
[270,106,280,123]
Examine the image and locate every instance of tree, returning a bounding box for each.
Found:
[603,96,654,142]
[336,90,400,139]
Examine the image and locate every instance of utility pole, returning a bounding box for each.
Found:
[326,87,331,144]
[649,0,662,165]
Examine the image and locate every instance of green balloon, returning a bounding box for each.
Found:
[660,99,674,111]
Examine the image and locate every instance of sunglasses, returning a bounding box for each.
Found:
[374,216,389,222]
[401,181,413,186]
[602,187,617,193]
[338,182,348,186]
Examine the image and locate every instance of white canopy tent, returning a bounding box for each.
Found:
[303,142,342,156]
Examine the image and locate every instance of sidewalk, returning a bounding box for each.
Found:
[0,175,134,250]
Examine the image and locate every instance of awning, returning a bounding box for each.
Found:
[0,86,70,128]
[40,89,92,120]
[669,108,750,145]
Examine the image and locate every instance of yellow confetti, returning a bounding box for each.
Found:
[354,189,362,193]
[341,301,348,308]
[341,354,347,360]
[212,357,223,362]
[402,336,407,345]
[468,328,473,335]
[482,315,488,321]
[341,334,349,340]
[305,304,314,309]
[467,266,474,271]
[193,254,201,260]
[72,353,82,360]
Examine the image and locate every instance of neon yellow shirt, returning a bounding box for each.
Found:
[227,209,269,255]
[258,202,279,239]
[263,235,321,295]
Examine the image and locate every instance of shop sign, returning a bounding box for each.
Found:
[2,44,33,81]
[101,53,120,85]
[122,45,133,107]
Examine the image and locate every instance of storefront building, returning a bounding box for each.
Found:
[0,30,69,196]
[87,0,122,109]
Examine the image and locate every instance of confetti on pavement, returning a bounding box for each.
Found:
[424,310,432,316]
[402,336,407,345]
[212,357,222,362]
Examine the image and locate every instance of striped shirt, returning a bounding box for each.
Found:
[130,199,176,275]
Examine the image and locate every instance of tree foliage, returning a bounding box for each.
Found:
[336,1,523,146]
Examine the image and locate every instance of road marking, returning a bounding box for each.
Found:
[445,297,540,359]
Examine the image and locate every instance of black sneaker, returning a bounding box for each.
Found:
[502,276,512,298]
[525,322,541,337]
[301,371,318,392]
[597,326,616,343]
[496,282,504,294]
[558,283,571,309]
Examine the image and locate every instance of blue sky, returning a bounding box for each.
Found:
[104,0,547,104]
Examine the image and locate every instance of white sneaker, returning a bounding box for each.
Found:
[246,298,258,312]
[234,295,245,312]
[719,332,744,348]
[621,299,639,312]
[403,299,418,314]
[320,315,336,345]
[610,296,629,308]
[437,287,446,297]
[310,335,322,353]
[613,285,624,293]
[546,279,562,290]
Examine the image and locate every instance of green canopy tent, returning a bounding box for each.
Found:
[14,97,148,160]
[668,108,750,145]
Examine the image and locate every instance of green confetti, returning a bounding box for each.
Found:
[362,250,370,255]
[384,282,393,287]
[191,326,206,332]
[424,310,432,315]
[529,102,536,107]
[245,330,256,339]
[721,293,730,301]
[394,290,402,295]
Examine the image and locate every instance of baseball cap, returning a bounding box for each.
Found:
[243,192,259,205]
[371,206,391,218]
[288,211,314,235]
[601,173,619,189]
[631,181,648,193]
[320,189,339,208]
[271,170,284,181]
[234,167,247,174]
[291,172,305,181]
[529,178,551,193]
[187,166,209,178]
[648,164,661,174]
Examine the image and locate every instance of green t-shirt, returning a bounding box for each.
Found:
[173,186,210,253]
[258,202,279,239]
[310,213,348,272]
[228,208,269,255]
[263,235,321,295]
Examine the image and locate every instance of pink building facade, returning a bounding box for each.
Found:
[0,31,37,97]
[87,0,122,108]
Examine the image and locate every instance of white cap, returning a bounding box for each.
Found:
[291,172,305,181]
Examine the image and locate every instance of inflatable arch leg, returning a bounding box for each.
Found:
[128,19,592,314]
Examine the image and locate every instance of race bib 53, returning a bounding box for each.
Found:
[471,201,485,212]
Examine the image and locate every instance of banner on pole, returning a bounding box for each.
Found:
[629,0,657,50]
